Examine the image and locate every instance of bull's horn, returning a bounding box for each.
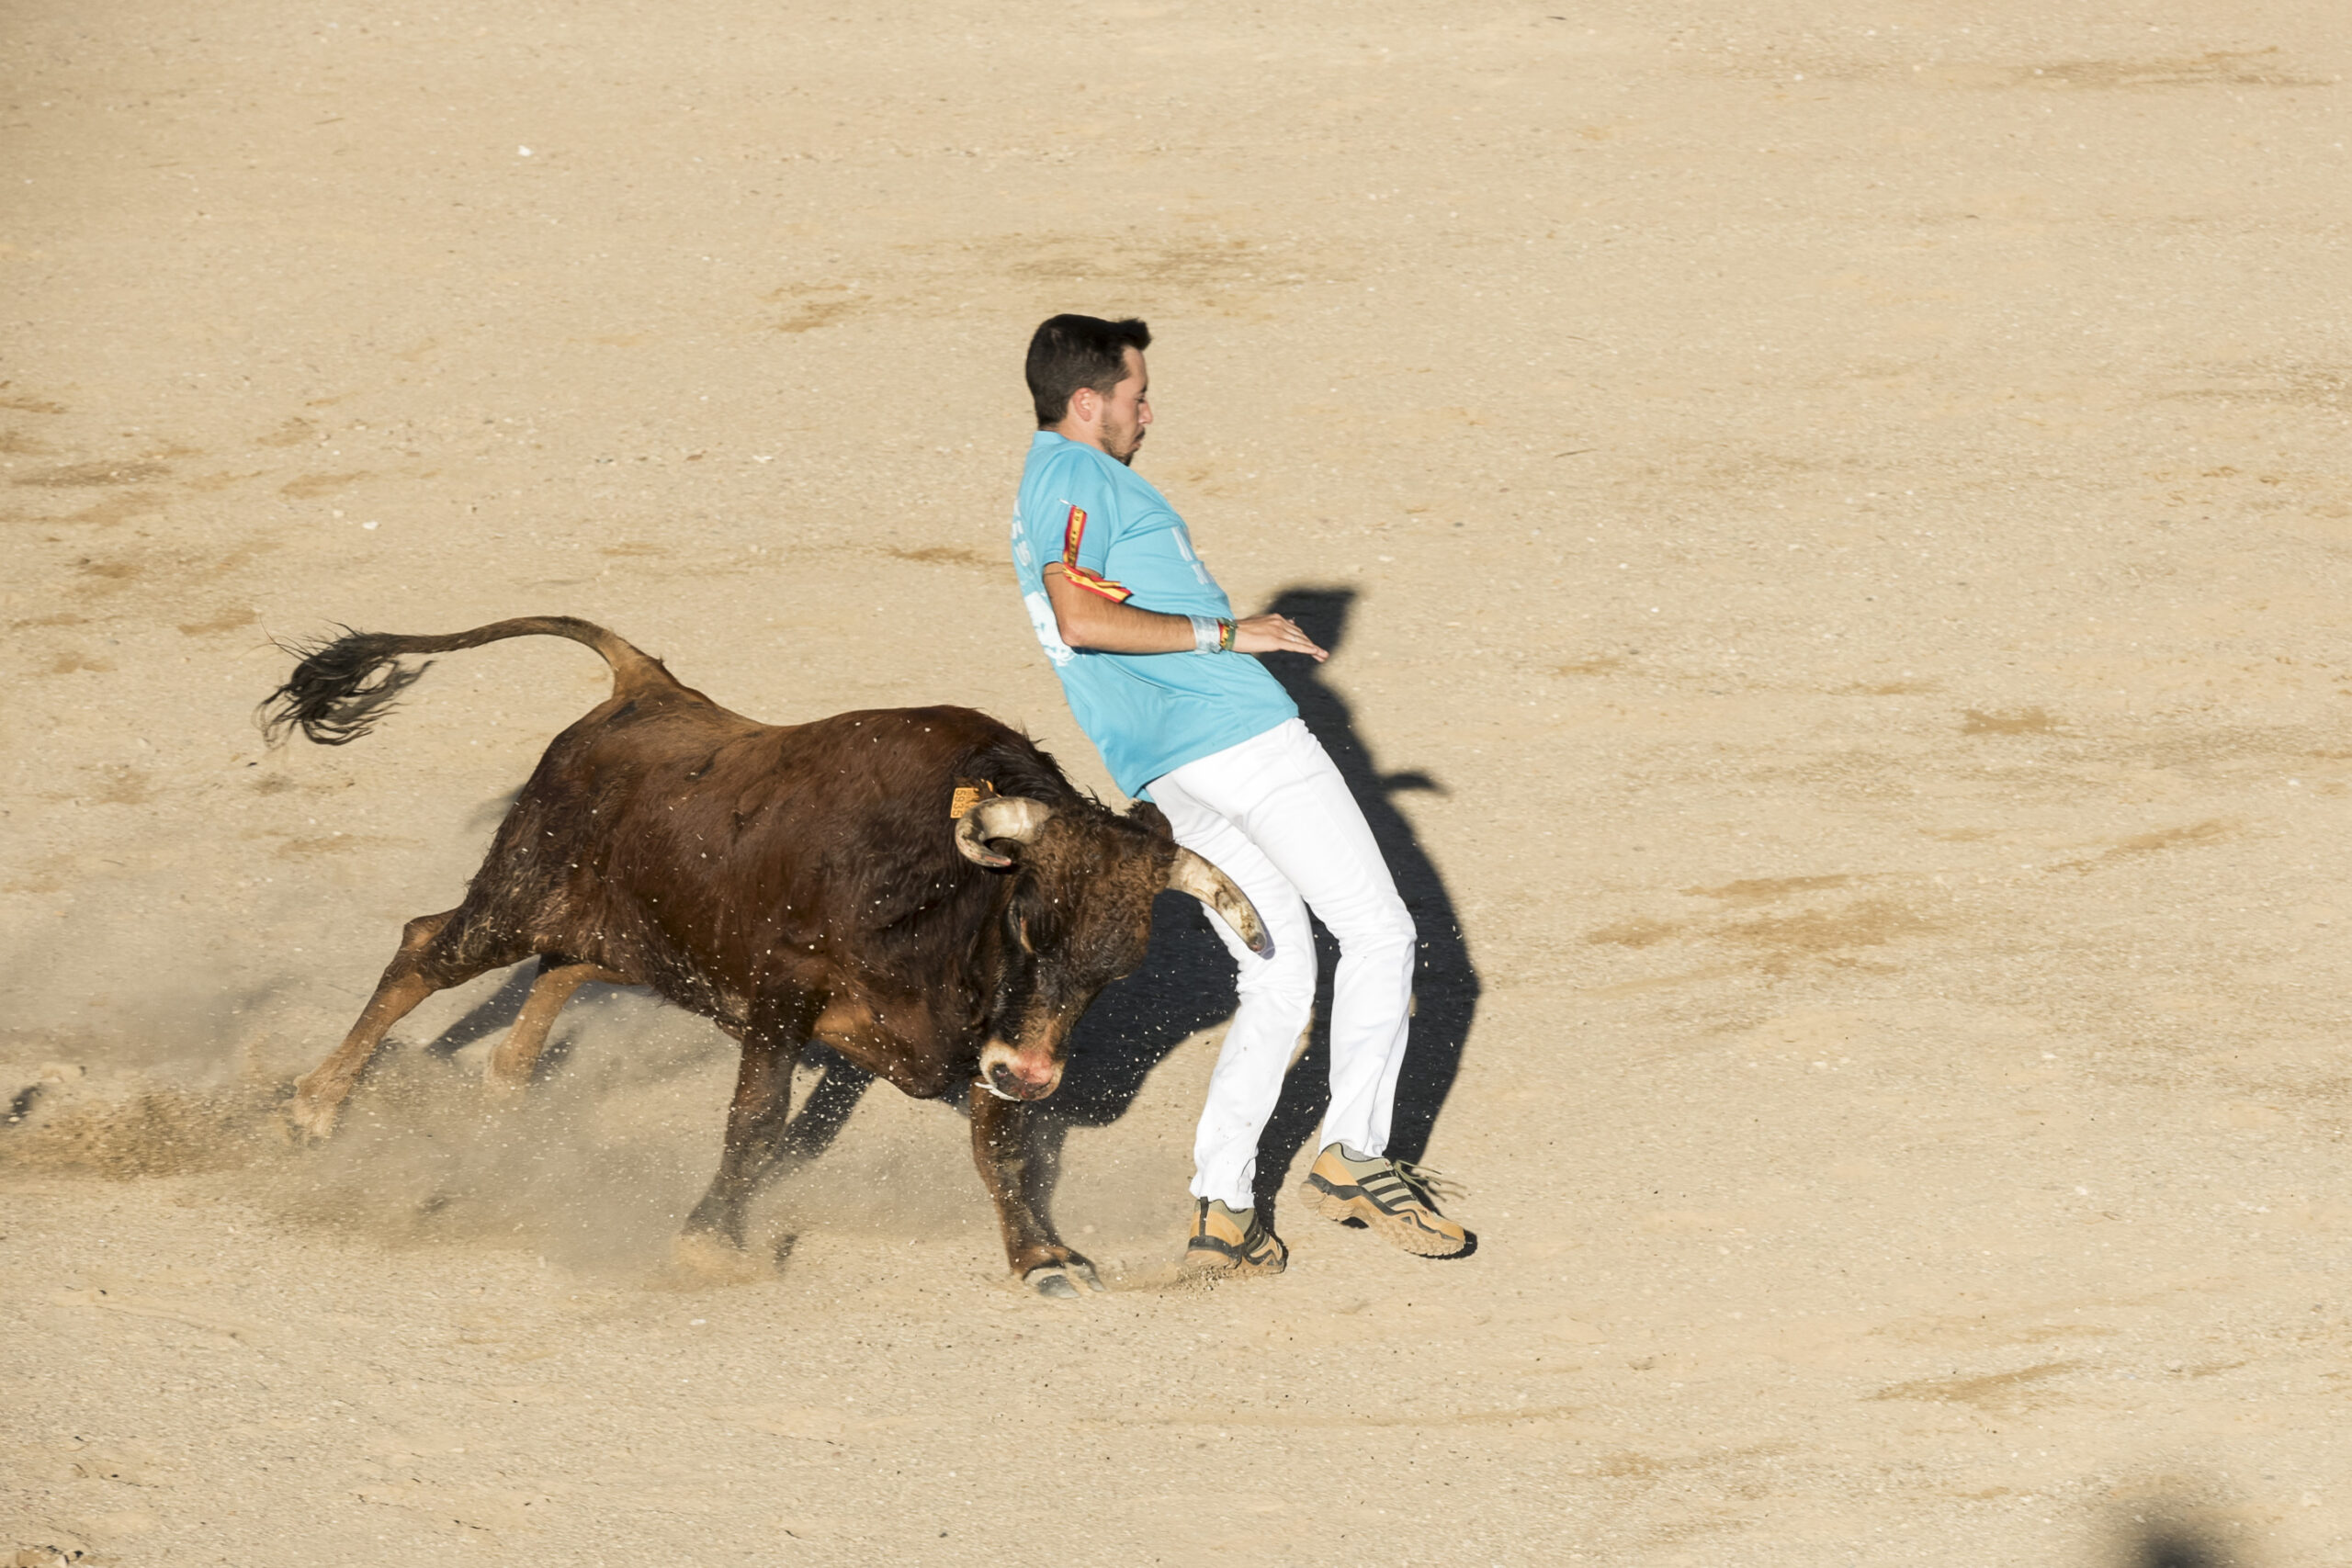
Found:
[1169,848,1274,958]
[955,796,1055,868]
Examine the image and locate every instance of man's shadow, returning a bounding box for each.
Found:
[1249,586,1476,1206]
[1049,584,1477,1221]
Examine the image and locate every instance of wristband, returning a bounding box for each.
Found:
[1189,615,1221,654]
[1217,617,1237,653]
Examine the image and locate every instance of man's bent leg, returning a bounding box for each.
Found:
[1234,729,1465,1257]
[1148,759,1317,1212]
[1221,722,1417,1160]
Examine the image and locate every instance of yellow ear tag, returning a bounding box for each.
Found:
[949,784,988,820]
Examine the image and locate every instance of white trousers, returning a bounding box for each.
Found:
[1148,718,1417,1211]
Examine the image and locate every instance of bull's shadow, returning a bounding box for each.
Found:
[424,961,873,1164]
[1051,584,1477,1217]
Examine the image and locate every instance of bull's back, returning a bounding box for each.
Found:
[565,699,1029,822]
[489,697,1036,981]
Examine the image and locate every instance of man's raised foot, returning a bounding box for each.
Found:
[1298,1143,1474,1258]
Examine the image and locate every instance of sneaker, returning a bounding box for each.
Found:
[1181,1198,1288,1276]
[1298,1144,1473,1258]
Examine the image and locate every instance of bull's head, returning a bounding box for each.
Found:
[955,795,1268,1102]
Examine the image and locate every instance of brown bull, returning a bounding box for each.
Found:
[261,616,1266,1295]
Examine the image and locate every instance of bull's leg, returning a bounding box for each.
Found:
[681,994,817,1250]
[290,909,518,1140]
[484,959,632,1095]
[968,1084,1102,1298]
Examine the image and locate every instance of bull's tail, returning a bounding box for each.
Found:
[260,615,677,746]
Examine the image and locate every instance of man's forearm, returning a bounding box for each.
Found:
[1045,565,1211,653]
[1044,565,1328,662]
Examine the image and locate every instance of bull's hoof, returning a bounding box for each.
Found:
[284,1090,341,1144]
[1023,1259,1105,1299]
[668,1230,769,1285]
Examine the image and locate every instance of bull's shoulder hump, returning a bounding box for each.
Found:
[895,705,1027,744]
[790,705,1023,745]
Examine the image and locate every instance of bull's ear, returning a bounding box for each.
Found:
[1126,801,1173,840]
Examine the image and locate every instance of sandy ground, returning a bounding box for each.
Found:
[4,0,2349,1562]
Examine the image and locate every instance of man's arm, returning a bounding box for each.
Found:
[1045,564,1329,662]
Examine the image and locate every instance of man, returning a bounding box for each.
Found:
[1008,313,1472,1274]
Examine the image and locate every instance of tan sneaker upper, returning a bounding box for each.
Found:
[1181,1197,1288,1275]
[1298,1144,1473,1258]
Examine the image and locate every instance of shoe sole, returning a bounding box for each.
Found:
[1299,1174,1472,1258]
[1180,1245,1287,1278]
[1180,1228,1288,1277]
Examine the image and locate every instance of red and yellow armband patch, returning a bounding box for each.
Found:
[1058,566,1134,603]
[1057,503,1133,602]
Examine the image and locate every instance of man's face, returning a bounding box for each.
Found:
[1095,348,1151,465]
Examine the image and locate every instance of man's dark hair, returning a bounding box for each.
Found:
[1025,314,1151,426]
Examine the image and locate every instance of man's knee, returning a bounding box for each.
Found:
[1340,897,1416,958]
[1235,941,1317,1010]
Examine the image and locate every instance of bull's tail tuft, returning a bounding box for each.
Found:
[259,615,675,747]
[261,627,435,746]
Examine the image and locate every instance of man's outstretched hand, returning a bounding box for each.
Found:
[1236,612,1329,662]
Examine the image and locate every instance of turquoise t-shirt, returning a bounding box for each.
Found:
[1011,432,1297,798]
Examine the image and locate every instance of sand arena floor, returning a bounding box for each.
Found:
[4,1,2348,1562]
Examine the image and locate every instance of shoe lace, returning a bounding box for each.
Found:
[1390,1159,1467,1204]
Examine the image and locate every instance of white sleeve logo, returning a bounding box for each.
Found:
[1013,512,1070,664]
[1024,591,1075,666]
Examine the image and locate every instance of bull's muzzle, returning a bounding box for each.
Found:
[978,1040,1062,1102]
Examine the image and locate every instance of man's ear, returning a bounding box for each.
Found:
[1126,801,1173,840]
[1068,384,1097,424]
